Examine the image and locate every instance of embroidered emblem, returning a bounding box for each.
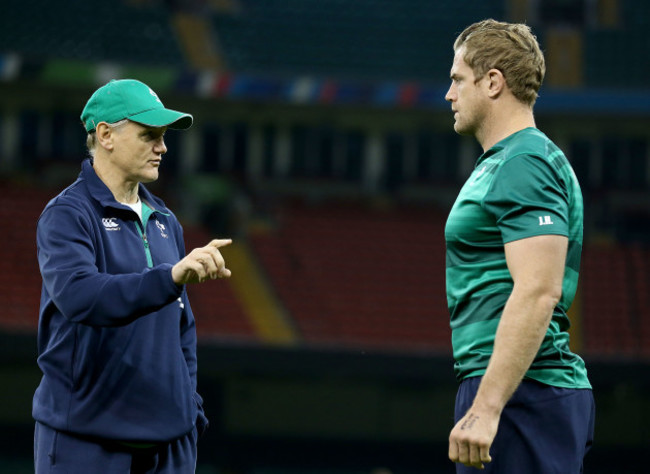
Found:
[149,88,162,103]
[102,218,121,231]
[155,219,168,238]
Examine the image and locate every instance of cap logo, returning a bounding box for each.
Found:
[149,88,162,104]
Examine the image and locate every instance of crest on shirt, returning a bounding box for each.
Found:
[155,219,168,238]
[102,217,121,231]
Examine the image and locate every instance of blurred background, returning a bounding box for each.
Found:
[0,0,649,472]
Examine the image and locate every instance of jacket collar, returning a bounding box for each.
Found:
[80,158,169,214]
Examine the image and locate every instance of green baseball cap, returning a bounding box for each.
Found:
[80,79,193,132]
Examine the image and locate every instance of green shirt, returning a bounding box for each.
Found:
[445,127,590,389]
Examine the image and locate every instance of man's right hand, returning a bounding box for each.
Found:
[172,239,232,285]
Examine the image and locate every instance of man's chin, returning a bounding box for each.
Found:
[453,122,467,135]
[140,171,159,183]
[453,122,474,137]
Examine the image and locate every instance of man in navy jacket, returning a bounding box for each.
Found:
[33,79,231,473]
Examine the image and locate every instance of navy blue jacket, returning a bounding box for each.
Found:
[33,159,208,443]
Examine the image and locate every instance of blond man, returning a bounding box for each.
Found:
[444,20,594,472]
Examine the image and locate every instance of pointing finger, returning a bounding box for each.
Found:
[209,239,232,249]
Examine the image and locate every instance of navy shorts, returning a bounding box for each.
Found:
[454,377,595,474]
[34,422,198,474]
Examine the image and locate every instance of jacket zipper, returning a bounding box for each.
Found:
[135,222,154,268]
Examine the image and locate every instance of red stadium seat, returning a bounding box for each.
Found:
[250,201,451,353]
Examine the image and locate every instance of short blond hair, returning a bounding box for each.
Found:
[454,19,545,107]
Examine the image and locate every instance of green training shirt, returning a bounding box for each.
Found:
[445,127,590,389]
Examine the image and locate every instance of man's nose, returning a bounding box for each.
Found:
[445,85,454,102]
[155,137,167,154]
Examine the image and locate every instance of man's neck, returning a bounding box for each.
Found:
[477,102,536,152]
[92,157,140,204]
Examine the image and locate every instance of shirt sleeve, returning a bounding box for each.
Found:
[483,154,569,243]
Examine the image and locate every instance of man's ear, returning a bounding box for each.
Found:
[95,122,114,151]
[485,68,505,99]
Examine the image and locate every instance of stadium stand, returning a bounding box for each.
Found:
[581,243,650,359]
[0,0,184,67]
[1,0,647,89]
[211,0,504,81]
[581,244,636,357]
[2,2,650,473]
[2,178,649,360]
[250,200,452,352]
[209,0,648,89]
[629,245,650,358]
[0,0,648,359]
[0,182,57,332]
[581,0,650,89]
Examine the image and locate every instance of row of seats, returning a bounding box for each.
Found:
[214,0,648,88]
[250,201,450,352]
[581,244,650,357]
[248,201,650,358]
[0,183,50,332]
[1,181,648,358]
[257,0,632,90]
[213,0,503,82]
[5,0,648,89]
[0,0,184,67]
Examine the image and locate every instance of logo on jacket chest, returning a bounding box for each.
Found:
[155,219,168,238]
[102,218,121,231]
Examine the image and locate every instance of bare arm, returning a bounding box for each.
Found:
[449,234,568,469]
